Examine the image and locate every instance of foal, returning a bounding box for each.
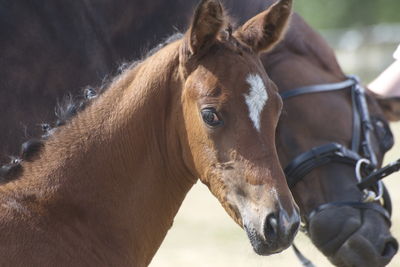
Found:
[0,0,299,266]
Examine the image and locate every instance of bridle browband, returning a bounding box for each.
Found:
[280,75,400,267]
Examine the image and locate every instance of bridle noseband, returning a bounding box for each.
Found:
[280,75,400,266]
[280,75,394,228]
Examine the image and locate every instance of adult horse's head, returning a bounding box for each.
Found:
[264,13,400,266]
[178,0,299,255]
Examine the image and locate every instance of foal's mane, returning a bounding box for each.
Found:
[0,32,184,182]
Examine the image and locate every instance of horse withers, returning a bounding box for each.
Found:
[0,0,299,265]
[263,12,400,267]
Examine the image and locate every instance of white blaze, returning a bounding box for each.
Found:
[244,74,268,132]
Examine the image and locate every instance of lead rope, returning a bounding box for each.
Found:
[292,244,316,267]
[358,158,400,190]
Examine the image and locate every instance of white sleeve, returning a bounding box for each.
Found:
[394,44,400,60]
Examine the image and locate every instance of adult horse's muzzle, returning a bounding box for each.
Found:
[308,205,398,267]
[243,206,300,255]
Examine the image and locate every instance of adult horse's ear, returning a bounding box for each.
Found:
[185,0,224,56]
[376,97,400,121]
[234,0,292,53]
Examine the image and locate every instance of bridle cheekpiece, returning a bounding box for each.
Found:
[280,75,400,266]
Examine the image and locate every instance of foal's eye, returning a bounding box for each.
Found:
[201,108,223,127]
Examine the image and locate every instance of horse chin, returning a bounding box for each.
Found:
[244,226,290,256]
[328,234,398,267]
[307,206,398,267]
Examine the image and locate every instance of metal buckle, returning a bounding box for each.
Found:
[355,158,383,202]
[355,158,370,183]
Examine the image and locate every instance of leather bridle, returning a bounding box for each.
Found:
[280,75,394,230]
[280,75,400,267]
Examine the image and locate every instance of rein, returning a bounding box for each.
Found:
[280,75,400,266]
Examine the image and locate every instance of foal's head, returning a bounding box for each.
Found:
[178,0,299,255]
[265,13,399,266]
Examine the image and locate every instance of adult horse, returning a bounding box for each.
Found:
[262,10,400,267]
[0,0,194,162]
[0,0,300,266]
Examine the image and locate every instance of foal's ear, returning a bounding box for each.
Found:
[185,0,224,55]
[234,0,292,53]
[376,97,400,121]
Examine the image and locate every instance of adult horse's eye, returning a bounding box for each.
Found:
[372,117,394,152]
[201,108,223,127]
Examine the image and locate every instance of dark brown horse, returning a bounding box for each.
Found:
[263,12,400,267]
[217,1,400,265]
[0,0,194,162]
[0,0,300,265]
[1,0,400,266]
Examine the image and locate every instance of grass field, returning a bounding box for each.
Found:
[150,122,400,267]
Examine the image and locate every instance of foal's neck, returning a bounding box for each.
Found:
[14,41,195,265]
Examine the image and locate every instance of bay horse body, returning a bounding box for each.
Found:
[0,1,300,266]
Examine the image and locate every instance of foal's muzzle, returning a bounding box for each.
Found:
[245,207,300,255]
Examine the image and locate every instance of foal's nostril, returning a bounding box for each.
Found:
[289,219,300,237]
[382,239,398,258]
[264,212,278,240]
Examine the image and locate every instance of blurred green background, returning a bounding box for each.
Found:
[151,1,400,266]
[295,0,400,29]
[296,0,400,81]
